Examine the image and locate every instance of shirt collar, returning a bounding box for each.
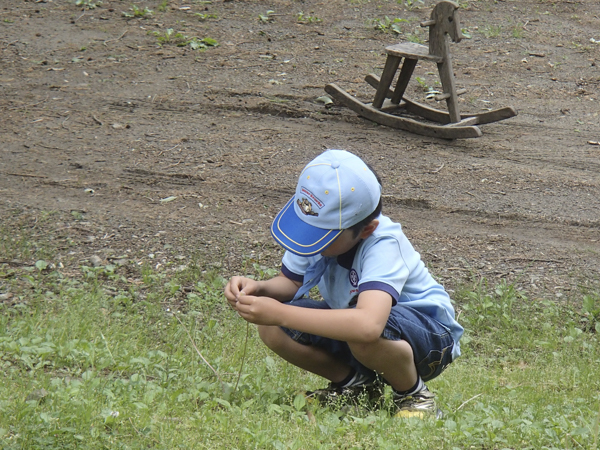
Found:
[336,241,361,270]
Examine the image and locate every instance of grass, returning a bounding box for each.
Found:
[1,217,599,449]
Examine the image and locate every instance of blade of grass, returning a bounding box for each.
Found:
[175,313,224,390]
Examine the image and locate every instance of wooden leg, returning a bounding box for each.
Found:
[391,58,417,105]
[373,55,401,109]
[437,57,461,123]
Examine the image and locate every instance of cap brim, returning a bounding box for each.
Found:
[271,197,343,256]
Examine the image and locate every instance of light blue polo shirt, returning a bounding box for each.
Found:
[281,214,463,360]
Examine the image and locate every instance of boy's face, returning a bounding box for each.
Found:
[320,229,362,257]
[319,219,380,257]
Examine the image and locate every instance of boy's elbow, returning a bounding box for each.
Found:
[360,323,385,343]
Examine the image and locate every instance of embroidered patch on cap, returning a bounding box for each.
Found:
[297,198,318,216]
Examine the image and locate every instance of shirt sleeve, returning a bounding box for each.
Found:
[356,236,418,304]
[281,251,313,282]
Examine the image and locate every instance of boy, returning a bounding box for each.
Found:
[224,149,462,416]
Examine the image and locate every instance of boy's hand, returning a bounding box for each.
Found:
[235,294,282,326]
[224,276,260,309]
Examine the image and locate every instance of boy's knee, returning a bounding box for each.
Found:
[349,339,414,363]
[348,341,377,361]
[257,325,282,350]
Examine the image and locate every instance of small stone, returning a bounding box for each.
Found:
[90,255,104,267]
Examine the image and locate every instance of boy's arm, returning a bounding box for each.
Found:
[236,289,392,343]
[225,272,301,307]
[255,272,303,301]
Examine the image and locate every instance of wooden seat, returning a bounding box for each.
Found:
[385,42,443,63]
[325,0,517,139]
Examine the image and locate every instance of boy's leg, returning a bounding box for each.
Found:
[354,303,454,384]
[257,325,352,383]
[349,304,454,416]
[347,338,418,392]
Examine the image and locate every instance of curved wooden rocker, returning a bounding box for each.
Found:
[325,1,517,139]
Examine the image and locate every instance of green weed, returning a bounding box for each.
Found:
[297,11,322,24]
[74,0,101,9]
[258,10,275,23]
[157,0,168,12]
[399,0,424,9]
[371,16,409,34]
[196,12,218,21]
[482,24,502,38]
[149,28,218,50]
[122,5,153,19]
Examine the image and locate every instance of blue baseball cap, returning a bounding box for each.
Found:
[271,149,382,256]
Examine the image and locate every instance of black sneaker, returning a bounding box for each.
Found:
[393,386,442,419]
[305,373,384,408]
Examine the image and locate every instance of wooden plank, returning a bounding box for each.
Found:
[364,74,517,125]
[391,58,418,104]
[325,83,482,139]
[372,55,401,109]
[471,106,518,124]
[365,74,451,123]
[385,43,442,63]
[437,59,461,122]
[446,117,478,127]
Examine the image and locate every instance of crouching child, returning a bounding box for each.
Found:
[224,149,463,416]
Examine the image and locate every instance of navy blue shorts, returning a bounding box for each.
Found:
[280,298,454,382]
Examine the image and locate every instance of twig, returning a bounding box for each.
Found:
[233,322,250,393]
[0,260,33,267]
[5,172,48,179]
[455,393,483,412]
[37,143,65,150]
[175,314,224,389]
[503,257,561,263]
[74,11,86,23]
[166,159,183,168]
[104,30,128,46]
[92,115,103,126]
[157,143,181,157]
[429,163,445,174]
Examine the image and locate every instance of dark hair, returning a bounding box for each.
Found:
[348,164,383,238]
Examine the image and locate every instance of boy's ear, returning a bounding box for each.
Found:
[359,219,379,239]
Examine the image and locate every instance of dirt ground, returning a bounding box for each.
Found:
[1,0,599,305]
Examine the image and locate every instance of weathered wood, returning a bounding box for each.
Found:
[437,59,460,122]
[428,1,462,57]
[365,73,517,125]
[385,43,443,63]
[471,106,518,124]
[433,88,466,101]
[446,117,478,127]
[326,1,516,138]
[325,83,483,139]
[391,58,418,104]
[372,55,401,109]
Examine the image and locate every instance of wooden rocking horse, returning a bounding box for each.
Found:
[325,1,517,139]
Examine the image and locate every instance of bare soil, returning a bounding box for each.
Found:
[1,0,600,303]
